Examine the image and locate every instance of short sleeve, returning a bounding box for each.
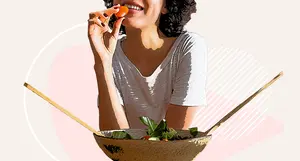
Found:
[170,33,208,107]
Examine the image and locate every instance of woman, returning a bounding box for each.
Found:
[87,0,207,131]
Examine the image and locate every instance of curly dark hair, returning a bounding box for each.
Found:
[102,0,197,37]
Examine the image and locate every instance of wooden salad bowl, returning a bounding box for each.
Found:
[94,129,210,161]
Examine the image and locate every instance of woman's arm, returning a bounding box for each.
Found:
[95,64,129,131]
[87,5,129,131]
[165,104,202,129]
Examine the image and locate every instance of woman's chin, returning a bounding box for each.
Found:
[122,18,144,29]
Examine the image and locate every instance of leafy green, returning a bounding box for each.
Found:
[138,116,200,141]
[139,116,158,135]
[162,132,169,139]
[150,119,167,138]
[162,128,177,140]
[189,127,198,137]
[156,119,167,132]
[167,128,178,139]
[111,131,132,139]
[109,117,200,141]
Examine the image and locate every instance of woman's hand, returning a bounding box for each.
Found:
[88,4,125,65]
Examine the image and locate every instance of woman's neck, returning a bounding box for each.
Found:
[124,25,167,51]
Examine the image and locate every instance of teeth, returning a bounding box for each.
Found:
[124,4,142,10]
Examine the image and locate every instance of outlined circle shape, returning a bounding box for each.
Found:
[23,23,88,161]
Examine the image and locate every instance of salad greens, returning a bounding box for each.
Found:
[111,131,133,139]
[110,116,199,141]
[189,127,198,137]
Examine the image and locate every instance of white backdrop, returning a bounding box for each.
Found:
[0,0,299,160]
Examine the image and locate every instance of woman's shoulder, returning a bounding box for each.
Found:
[180,31,206,45]
[177,31,207,55]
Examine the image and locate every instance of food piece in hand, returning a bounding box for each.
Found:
[115,6,129,18]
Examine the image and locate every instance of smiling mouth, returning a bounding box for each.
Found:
[124,4,144,11]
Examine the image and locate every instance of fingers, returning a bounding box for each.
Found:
[88,18,105,28]
[88,4,123,37]
[111,17,125,39]
[88,18,108,35]
[89,12,108,24]
[89,4,120,24]
[104,4,121,17]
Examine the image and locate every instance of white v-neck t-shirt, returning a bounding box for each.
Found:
[106,31,207,128]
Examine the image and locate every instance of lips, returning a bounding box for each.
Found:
[121,1,144,10]
[124,4,143,11]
